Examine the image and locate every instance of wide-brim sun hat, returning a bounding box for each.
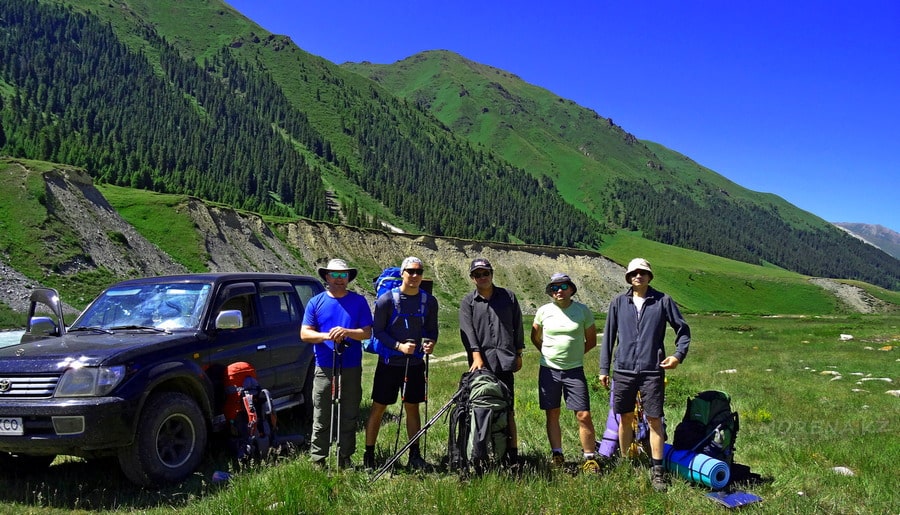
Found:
[317,258,358,282]
[625,257,653,284]
[545,272,577,295]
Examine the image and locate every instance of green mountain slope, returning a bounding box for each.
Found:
[0,0,602,248]
[344,51,900,290]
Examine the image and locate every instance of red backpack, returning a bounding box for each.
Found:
[224,361,277,460]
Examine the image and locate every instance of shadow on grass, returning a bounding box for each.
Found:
[0,408,314,512]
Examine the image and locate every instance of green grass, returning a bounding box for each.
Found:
[599,231,840,314]
[96,184,209,273]
[1,313,896,514]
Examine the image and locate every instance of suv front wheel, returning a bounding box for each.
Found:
[118,391,208,486]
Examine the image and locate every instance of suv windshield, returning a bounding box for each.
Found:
[71,282,213,332]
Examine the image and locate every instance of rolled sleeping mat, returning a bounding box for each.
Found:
[597,379,619,458]
[597,407,619,457]
[663,443,730,490]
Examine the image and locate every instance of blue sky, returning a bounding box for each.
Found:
[226,1,900,233]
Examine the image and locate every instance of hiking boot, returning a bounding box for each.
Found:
[407,453,428,471]
[363,451,376,471]
[581,457,601,474]
[502,448,519,467]
[338,455,354,470]
[550,451,565,469]
[651,465,668,492]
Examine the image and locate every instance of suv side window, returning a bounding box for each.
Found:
[258,282,301,327]
[259,292,293,325]
[220,294,256,328]
[293,283,319,310]
[214,282,258,329]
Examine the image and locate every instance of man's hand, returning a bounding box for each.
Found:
[327,326,347,342]
[660,356,681,369]
[469,352,484,372]
[422,339,436,355]
[599,374,610,389]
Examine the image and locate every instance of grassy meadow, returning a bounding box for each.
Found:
[0,313,896,514]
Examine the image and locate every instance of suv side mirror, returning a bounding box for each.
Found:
[215,309,243,330]
[27,316,60,338]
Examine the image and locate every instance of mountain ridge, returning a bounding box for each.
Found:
[833,223,900,260]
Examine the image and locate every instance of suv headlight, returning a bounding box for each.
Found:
[55,365,126,397]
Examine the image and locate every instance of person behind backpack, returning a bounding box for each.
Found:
[301,259,373,469]
[599,258,691,492]
[459,257,524,466]
[363,257,438,471]
[531,273,600,474]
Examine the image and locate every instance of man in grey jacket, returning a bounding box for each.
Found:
[599,258,691,492]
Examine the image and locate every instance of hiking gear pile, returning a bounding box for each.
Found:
[672,390,739,465]
[447,369,513,475]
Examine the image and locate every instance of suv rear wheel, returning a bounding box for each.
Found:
[118,392,207,486]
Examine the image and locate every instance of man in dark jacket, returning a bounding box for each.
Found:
[459,257,524,464]
[599,258,691,492]
[363,257,438,471]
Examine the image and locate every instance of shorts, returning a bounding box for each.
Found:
[538,365,590,412]
[612,371,665,418]
[371,359,426,405]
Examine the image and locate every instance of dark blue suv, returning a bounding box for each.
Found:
[0,272,323,485]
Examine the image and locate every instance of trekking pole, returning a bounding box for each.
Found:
[393,352,411,473]
[423,346,430,457]
[334,342,343,468]
[372,386,464,482]
[329,344,339,468]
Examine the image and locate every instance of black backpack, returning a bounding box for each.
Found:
[447,369,513,474]
[672,390,739,464]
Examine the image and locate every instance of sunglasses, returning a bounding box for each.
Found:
[471,271,492,279]
[328,272,349,279]
[404,268,424,276]
[549,284,570,292]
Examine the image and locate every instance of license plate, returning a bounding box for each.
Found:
[0,417,23,435]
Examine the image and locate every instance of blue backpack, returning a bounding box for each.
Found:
[362,267,428,362]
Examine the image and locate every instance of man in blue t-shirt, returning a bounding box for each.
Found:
[302,259,373,468]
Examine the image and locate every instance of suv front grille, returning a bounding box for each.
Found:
[0,375,61,398]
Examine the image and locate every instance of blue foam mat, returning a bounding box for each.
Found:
[707,491,763,508]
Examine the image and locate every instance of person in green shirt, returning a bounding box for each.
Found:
[531,273,599,474]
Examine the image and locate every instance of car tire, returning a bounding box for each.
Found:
[118,391,207,486]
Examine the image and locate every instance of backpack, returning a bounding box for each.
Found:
[672,390,739,464]
[362,267,428,362]
[447,369,512,475]
[224,361,277,461]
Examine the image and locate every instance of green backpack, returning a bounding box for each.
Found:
[447,369,512,475]
[672,390,739,464]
